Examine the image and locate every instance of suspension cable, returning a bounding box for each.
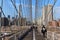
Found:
[47,0,57,18]
[23,0,27,26]
[1,0,6,17]
[35,0,38,24]
[47,0,50,5]
[1,0,3,7]
[10,0,18,13]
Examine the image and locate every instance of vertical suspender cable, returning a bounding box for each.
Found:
[0,0,6,34]
[1,0,3,7]
[0,0,3,32]
[19,0,23,26]
[14,0,16,25]
[1,0,5,17]
[10,0,21,26]
[43,0,46,25]
[29,0,32,25]
[18,0,21,26]
[47,0,57,20]
[23,0,27,26]
[35,0,37,24]
[10,0,18,14]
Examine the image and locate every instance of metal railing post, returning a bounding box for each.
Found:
[0,15,1,35]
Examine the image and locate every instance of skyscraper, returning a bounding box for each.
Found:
[47,4,53,21]
[42,4,53,25]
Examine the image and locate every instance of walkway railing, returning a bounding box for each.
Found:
[0,26,37,40]
[18,26,37,40]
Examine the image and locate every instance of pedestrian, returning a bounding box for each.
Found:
[41,25,47,37]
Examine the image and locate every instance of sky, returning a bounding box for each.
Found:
[53,0,60,20]
[0,0,60,20]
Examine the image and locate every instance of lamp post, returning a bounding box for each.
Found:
[0,7,2,35]
[0,7,2,18]
[8,15,10,26]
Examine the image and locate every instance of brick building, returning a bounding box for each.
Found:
[48,20,59,27]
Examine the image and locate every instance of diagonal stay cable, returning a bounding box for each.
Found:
[1,0,6,17]
[0,0,6,35]
[1,8,5,17]
[10,0,18,13]
[47,0,58,17]
[1,0,3,8]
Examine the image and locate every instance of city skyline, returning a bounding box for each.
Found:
[0,0,60,20]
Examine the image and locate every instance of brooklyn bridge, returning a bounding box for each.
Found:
[0,0,60,40]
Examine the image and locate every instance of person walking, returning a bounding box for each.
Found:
[41,25,47,37]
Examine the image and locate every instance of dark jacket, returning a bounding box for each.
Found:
[41,25,47,33]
